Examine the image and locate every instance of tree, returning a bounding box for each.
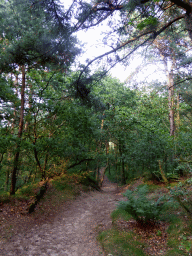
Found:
[0,0,80,195]
[73,0,192,76]
[147,29,191,136]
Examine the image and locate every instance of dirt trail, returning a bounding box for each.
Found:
[0,175,124,256]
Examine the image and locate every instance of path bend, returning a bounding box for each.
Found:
[0,176,123,256]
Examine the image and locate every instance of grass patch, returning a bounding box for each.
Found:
[145,183,163,192]
[111,208,132,223]
[98,228,147,256]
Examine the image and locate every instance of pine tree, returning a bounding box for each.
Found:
[0,0,80,195]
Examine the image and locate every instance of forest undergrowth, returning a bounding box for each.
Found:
[1,172,192,255]
[98,175,192,256]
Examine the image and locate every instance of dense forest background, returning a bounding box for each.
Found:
[0,0,192,196]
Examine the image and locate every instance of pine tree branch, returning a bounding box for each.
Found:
[139,0,192,14]
[76,30,152,85]
[76,14,184,85]
[170,0,192,14]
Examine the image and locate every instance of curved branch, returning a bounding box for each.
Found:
[155,14,185,36]
[170,0,192,14]
[76,14,184,85]
[140,0,192,14]
[77,30,152,85]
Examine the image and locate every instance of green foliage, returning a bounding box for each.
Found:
[0,193,10,204]
[105,182,192,255]
[106,164,123,183]
[168,181,192,216]
[52,176,73,191]
[78,172,97,186]
[16,183,38,198]
[98,228,147,256]
[111,208,132,222]
[0,0,80,71]
[118,185,165,223]
[137,16,158,30]
[52,172,100,192]
[0,0,191,201]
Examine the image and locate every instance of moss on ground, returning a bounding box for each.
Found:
[98,228,147,256]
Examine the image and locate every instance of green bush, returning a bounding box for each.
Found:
[169,181,192,216]
[52,177,72,191]
[118,185,164,223]
[16,183,38,198]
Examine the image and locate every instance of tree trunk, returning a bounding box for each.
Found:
[154,39,176,137]
[33,145,44,179]
[96,159,100,182]
[43,153,48,179]
[167,70,175,136]
[119,144,126,184]
[100,164,108,186]
[4,153,10,191]
[106,141,110,175]
[6,75,18,192]
[10,65,26,195]
[121,157,126,184]
[185,13,192,42]
[158,160,168,184]
[5,168,9,191]
[25,83,32,132]
[176,93,180,131]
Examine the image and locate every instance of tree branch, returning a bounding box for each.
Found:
[170,0,192,14]
[155,14,185,37]
[76,14,184,85]
[67,158,94,170]
[76,30,152,85]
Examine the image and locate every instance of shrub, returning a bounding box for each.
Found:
[52,176,72,191]
[16,183,38,198]
[118,185,164,223]
[169,181,192,217]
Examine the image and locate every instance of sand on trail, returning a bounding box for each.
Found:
[0,175,124,256]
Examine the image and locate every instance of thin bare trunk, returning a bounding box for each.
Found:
[176,93,180,130]
[10,65,26,195]
[6,75,18,191]
[12,74,19,130]
[119,144,126,184]
[158,160,168,184]
[43,154,48,179]
[154,39,176,136]
[34,145,44,178]
[121,158,126,184]
[167,71,175,136]
[100,164,108,186]
[25,83,32,132]
[5,166,9,191]
[96,162,100,182]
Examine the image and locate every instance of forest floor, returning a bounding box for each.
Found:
[1,173,191,255]
[0,172,125,256]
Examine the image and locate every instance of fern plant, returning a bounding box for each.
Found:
[118,185,164,223]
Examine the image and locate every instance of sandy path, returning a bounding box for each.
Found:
[0,176,123,256]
